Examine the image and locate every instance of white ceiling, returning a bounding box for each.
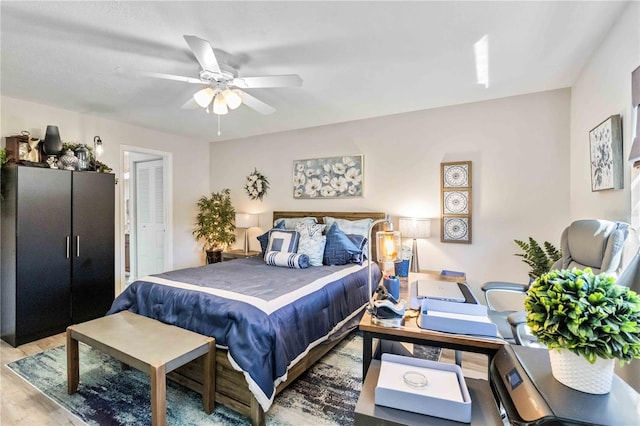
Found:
[1,1,629,142]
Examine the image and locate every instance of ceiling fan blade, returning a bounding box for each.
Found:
[183,35,221,74]
[142,71,202,84]
[238,90,276,115]
[232,74,302,89]
[181,98,200,109]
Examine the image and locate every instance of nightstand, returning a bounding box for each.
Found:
[222,249,261,261]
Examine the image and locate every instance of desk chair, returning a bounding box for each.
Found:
[482,219,637,344]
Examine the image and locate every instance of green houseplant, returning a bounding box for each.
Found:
[525,268,640,393]
[514,237,561,280]
[193,188,236,263]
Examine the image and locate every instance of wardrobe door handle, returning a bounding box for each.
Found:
[76,236,80,257]
[66,236,70,259]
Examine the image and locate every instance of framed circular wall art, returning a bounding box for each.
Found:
[440,161,472,244]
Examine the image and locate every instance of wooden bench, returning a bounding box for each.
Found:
[66,311,215,426]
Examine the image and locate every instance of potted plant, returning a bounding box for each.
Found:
[193,188,236,264]
[524,268,640,394]
[514,237,561,280]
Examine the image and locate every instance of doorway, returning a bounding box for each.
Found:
[121,147,173,289]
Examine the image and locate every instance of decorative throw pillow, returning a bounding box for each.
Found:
[273,217,318,230]
[296,223,327,267]
[323,222,364,266]
[347,234,368,264]
[323,216,373,255]
[266,229,300,254]
[265,251,310,269]
[256,221,285,257]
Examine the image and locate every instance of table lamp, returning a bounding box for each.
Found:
[235,213,258,253]
[367,216,405,327]
[399,217,432,273]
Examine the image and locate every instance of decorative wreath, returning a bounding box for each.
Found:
[245,168,269,201]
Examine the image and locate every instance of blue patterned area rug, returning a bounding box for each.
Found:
[7,332,440,425]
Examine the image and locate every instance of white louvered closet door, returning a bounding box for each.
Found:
[135,159,165,277]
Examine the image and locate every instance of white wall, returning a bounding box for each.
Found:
[1,96,210,293]
[210,88,572,299]
[570,1,640,222]
[569,1,640,392]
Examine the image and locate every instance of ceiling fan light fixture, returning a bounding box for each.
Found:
[193,87,215,108]
[224,89,243,110]
[213,93,228,115]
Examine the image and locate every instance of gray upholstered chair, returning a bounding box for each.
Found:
[482,219,638,344]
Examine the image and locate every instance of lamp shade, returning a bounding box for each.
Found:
[213,92,228,115]
[224,88,242,110]
[235,213,258,229]
[398,217,432,239]
[194,87,215,108]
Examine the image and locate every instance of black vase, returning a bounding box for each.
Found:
[43,125,62,156]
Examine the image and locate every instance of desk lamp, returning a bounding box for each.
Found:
[235,213,258,253]
[399,217,432,272]
[367,217,406,327]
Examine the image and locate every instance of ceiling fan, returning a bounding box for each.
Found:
[146,35,302,115]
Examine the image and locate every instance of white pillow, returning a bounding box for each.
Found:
[273,217,318,230]
[296,223,326,267]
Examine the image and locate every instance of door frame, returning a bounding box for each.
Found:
[118,145,173,294]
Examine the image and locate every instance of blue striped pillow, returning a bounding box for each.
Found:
[265,251,310,269]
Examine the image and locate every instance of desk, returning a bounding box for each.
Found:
[355,360,503,425]
[360,271,505,378]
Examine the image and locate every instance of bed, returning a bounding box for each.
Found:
[107,211,385,426]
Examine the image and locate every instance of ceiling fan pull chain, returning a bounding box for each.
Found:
[217,114,221,136]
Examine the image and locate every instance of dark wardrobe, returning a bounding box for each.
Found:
[1,165,115,346]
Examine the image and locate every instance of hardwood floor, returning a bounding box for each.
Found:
[1,332,85,425]
[0,333,490,425]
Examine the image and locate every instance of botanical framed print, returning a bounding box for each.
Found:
[589,114,623,191]
[441,161,472,244]
[293,155,363,199]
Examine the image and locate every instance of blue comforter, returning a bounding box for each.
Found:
[107,257,380,411]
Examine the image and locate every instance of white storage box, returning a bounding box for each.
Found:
[374,353,472,423]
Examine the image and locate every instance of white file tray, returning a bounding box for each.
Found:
[374,353,472,423]
[418,298,498,337]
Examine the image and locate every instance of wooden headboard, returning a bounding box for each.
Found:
[272,211,387,260]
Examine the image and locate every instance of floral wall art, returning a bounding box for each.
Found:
[292,155,363,199]
[589,114,623,191]
[244,168,269,201]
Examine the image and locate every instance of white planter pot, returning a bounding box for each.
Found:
[548,349,615,394]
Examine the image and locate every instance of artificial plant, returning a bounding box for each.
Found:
[193,188,236,251]
[525,268,640,363]
[514,237,561,280]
